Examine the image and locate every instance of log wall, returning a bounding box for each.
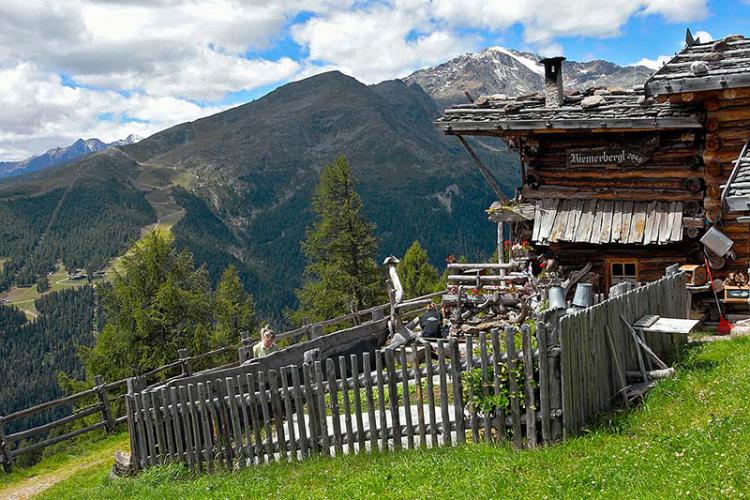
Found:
[522,130,704,201]
[700,87,750,273]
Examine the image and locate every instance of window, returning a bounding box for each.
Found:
[609,259,639,286]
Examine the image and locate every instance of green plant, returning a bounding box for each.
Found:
[461,362,525,416]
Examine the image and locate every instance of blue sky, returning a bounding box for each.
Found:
[0,0,748,161]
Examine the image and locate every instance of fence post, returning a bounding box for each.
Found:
[178,348,192,376]
[238,333,252,364]
[310,323,323,340]
[125,378,140,472]
[0,416,13,473]
[95,375,115,433]
[371,306,384,322]
[449,338,466,445]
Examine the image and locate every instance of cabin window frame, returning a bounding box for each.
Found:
[606,258,640,289]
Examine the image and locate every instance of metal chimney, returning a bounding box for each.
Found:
[541,56,566,108]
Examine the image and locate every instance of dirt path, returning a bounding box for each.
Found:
[0,453,112,500]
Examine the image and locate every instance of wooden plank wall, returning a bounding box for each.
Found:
[523,130,703,201]
[127,328,560,473]
[553,272,688,437]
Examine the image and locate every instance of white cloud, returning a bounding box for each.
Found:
[430,0,708,49]
[0,62,227,160]
[0,0,715,160]
[693,30,714,43]
[632,55,673,70]
[291,2,477,83]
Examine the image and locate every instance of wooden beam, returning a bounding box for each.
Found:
[455,135,507,201]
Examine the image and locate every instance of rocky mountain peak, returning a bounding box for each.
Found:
[403,46,653,107]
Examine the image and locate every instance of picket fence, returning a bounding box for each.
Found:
[125,324,561,471]
[554,272,689,436]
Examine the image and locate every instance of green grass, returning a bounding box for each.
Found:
[32,337,750,498]
[0,433,129,496]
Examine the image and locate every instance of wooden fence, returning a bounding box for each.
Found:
[0,293,431,473]
[551,272,689,437]
[0,343,236,473]
[126,324,561,472]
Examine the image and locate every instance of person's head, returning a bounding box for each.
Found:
[261,326,275,348]
[428,302,438,312]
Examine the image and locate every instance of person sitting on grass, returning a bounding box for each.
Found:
[253,326,279,358]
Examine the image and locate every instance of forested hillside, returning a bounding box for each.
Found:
[0,151,155,289]
[0,71,517,324]
[0,287,97,432]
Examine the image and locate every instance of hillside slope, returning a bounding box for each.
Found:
[20,336,750,499]
[0,71,517,320]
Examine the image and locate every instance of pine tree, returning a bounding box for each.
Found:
[36,275,50,293]
[293,157,385,323]
[398,240,440,299]
[83,230,213,381]
[213,265,257,347]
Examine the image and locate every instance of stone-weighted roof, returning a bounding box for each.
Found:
[645,34,750,96]
[435,87,703,134]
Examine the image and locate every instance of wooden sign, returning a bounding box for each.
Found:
[567,147,649,168]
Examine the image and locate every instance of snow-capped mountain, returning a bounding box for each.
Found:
[0,135,143,179]
[109,134,144,147]
[403,46,654,107]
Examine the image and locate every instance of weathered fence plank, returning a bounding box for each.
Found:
[437,341,451,447]
[506,326,523,449]
[491,328,506,443]
[424,343,438,447]
[449,339,465,445]
[521,325,537,448]
[465,335,479,443]
[399,348,415,450]
[362,353,378,453]
[348,355,364,451]
[535,323,551,443]
[479,332,492,443]
[385,349,402,451]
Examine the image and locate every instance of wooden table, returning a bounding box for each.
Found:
[632,315,700,361]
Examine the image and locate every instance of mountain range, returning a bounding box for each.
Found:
[404,46,652,107]
[0,46,653,322]
[0,135,143,179]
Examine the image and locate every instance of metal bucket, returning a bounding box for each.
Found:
[547,286,566,310]
[572,283,594,308]
[700,226,734,257]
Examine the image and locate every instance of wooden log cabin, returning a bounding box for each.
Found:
[436,32,750,296]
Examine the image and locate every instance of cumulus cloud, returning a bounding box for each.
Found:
[291,2,477,83]
[430,0,708,48]
[632,55,673,70]
[0,0,714,160]
[0,62,227,160]
[693,30,714,43]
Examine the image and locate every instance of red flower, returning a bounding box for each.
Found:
[504,241,511,247]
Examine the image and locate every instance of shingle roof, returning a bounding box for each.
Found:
[723,139,750,212]
[532,198,684,246]
[435,88,703,134]
[645,35,750,97]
